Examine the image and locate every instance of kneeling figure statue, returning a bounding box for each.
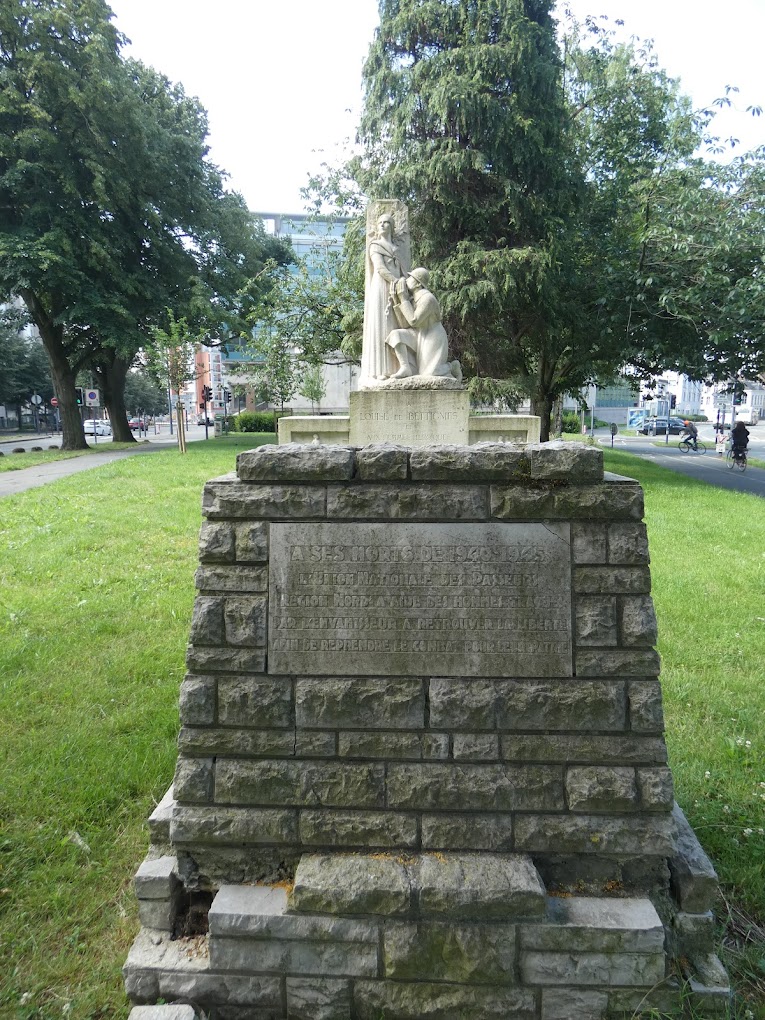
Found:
[386,268,461,383]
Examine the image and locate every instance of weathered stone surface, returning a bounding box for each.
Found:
[575,648,661,677]
[620,595,658,647]
[387,763,564,812]
[672,911,716,960]
[290,853,411,916]
[669,803,719,912]
[384,920,516,983]
[217,676,292,728]
[237,444,356,482]
[421,733,450,759]
[178,727,295,758]
[574,565,651,594]
[185,646,266,674]
[157,971,282,1008]
[296,678,424,730]
[338,731,423,759]
[215,759,385,809]
[224,596,267,647]
[571,523,607,564]
[148,785,174,844]
[129,1007,197,1020]
[299,809,418,848]
[349,389,470,446]
[528,441,603,482]
[189,596,225,645]
[286,977,352,1020]
[409,443,527,482]
[418,853,546,919]
[566,766,638,813]
[516,813,675,855]
[355,443,409,481]
[521,949,665,987]
[638,767,674,811]
[429,678,496,729]
[210,937,378,977]
[495,680,627,732]
[521,896,664,953]
[354,979,537,1020]
[421,813,514,852]
[199,521,235,563]
[687,973,731,1015]
[608,522,649,564]
[137,898,177,931]
[502,734,667,765]
[575,597,618,646]
[203,479,326,520]
[179,675,216,726]
[628,680,665,732]
[607,982,683,1017]
[170,806,298,845]
[327,483,488,520]
[453,733,500,761]
[134,855,179,899]
[492,484,644,522]
[541,988,608,1020]
[295,731,336,757]
[195,565,267,593]
[234,521,269,563]
[173,757,214,803]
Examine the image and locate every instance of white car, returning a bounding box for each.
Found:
[83,418,112,436]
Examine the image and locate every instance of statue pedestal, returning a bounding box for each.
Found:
[349,388,470,446]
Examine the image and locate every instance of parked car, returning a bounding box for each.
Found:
[197,413,215,426]
[637,416,687,436]
[128,417,147,430]
[83,418,112,436]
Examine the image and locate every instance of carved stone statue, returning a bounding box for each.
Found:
[386,268,461,382]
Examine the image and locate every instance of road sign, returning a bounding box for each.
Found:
[85,389,100,408]
[50,397,58,407]
[30,393,42,405]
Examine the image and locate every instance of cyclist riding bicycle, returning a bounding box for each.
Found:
[681,420,698,450]
[731,421,750,461]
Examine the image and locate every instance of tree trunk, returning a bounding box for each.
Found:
[532,391,555,442]
[18,288,87,450]
[95,352,136,443]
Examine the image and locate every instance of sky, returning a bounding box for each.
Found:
[107,0,765,214]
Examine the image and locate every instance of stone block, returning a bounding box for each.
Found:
[429,678,496,729]
[129,1007,197,1020]
[495,679,627,732]
[687,974,731,1015]
[492,484,644,522]
[669,803,719,912]
[418,853,546,919]
[299,809,418,848]
[628,681,665,733]
[189,597,225,645]
[195,565,267,593]
[287,977,352,1020]
[170,806,299,845]
[409,443,528,482]
[607,982,683,1017]
[237,444,355,482]
[515,814,675,855]
[217,676,292,728]
[421,813,514,852]
[453,733,500,760]
[575,648,661,676]
[215,759,386,809]
[354,979,537,1020]
[355,443,409,481]
[279,415,350,446]
[338,731,422,760]
[178,727,295,758]
[223,596,267,647]
[574,565,651,594]
[156,971,281,1008]
[541,989,608,1020]
[148,786,175,844]
[134,855,179,900]
[521,896,665,953]
[296,677,424,730]
[234,521,269,563]
[490,485,557,519]
[185,646,266,674]
[349,389,470,446]
[137,898,177,930]
[502,734,667,765]
[198,521,235,563]
[203,479,326,519]
[210,936,379,977]
[173,757,214,804]
[290,853,411,916]
[179,675,216,726]
[209,884,367,940]
[421,733,450,759]
[295,731,336,757]
[608,522,649,564]
[672,910,716,960]
[383,920,517,983]
[326,484,488,520]
[571,523,607,564]
[528,441,604,482]
[566,766,638,813]
[620,596,658,647]
[575,597,618,646]
[467,413,540,444]
[386,763,564,812]
[637,767,674,811]
[521,949,665,987]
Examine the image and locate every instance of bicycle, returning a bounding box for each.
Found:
[726,448,747,471]
[678,437,706,454]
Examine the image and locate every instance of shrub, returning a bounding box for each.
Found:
[561,410,581,433]
[230,410,277,433]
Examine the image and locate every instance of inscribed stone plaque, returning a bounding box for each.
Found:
[268,523,572,677]
[349,390,469,446]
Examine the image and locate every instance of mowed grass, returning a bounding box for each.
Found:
[0,442,147,472]
[0,439,762,1018]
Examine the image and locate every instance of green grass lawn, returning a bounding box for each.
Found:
[0,442,149,472]
[0,438,763,1019]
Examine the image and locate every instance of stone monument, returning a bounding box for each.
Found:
[124,440,730,1019]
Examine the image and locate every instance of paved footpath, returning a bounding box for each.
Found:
[0,445,162,499]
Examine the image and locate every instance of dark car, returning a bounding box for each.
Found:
[638,416,687,436]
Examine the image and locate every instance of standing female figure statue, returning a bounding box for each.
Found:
[360,210,411,385]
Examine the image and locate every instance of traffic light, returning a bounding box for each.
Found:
[224,388,231,404]
[75,387,84,406]
[670,394,676,409]
[202,385,212,402]
[733,389,744,406]
[199,401,205,410]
